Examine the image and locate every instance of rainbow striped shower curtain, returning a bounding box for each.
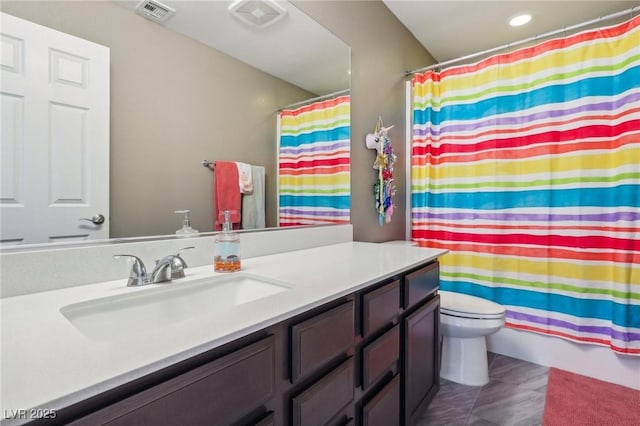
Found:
[278,95,350,226]
[411,16,640,355]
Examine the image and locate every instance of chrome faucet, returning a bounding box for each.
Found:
[114,247,194,286]
[148,256,173,284]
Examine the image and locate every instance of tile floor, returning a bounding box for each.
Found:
[418,353,550,426]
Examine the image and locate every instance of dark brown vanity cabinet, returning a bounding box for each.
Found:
[290,301,355,383]
[358,263,440,426]
[361,325,400,389]
[361,374,400,426]
[403,262,440,309]
[401,261,441,424]
[356,279,401,425]
[56,261,440,426]
[402,295,440,425]
[69,336,276,426]
[289,301,356,426]
[291,358,355,426]
[361,279,401,337]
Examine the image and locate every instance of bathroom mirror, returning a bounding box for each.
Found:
[0,0,350,247]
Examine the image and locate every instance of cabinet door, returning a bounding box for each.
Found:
[71,336,275,426]
[362,374,400,426]
[291,358,355,426]
[361,325,399,389]
[253,412,275,426]
[362,279,400,337]
[404,262,439,309]
[402,295,440,425]
[291,301,354,382]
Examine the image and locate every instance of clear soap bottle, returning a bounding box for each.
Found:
[214,210,241,272]
[174,210,199,236]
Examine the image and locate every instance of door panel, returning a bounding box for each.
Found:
[291,358,355,426]
[403,295,440,424]
[1,94,24,207]
[290,301,355,383]
[71,336,276,426]
[0,12,109,245]
[362,374,400,426]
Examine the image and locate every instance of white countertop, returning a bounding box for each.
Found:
[1,242,446,423]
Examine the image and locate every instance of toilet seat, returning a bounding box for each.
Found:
[439,290,505,319]
[441,309,504,320]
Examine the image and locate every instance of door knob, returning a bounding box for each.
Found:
[79,214,105,225]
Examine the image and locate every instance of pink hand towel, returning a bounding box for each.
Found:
[214,161,241,230]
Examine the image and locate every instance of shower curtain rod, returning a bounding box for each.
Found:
[406,4,640,76]
[277,88,350,112]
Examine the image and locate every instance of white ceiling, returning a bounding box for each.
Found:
[113,1,639,94]
[383,0,639,65]
[114,0,350,95]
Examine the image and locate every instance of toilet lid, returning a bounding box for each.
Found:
[439,290,505,319]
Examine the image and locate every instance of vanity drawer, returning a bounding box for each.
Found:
[403,261,440,309]
[71,336,275,426]
[291,301,355,382]
[252,412,275,426]
[291,357,355,426]
[361,325,400,389]
[361,279,400,337]
[362,374,400,426]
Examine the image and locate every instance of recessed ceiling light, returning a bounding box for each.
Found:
[509,13,532,27]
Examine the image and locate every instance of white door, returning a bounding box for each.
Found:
[1,12,110,245]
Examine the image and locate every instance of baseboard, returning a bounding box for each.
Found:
[487,327,640,390]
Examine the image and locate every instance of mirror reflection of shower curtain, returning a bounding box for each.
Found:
[277,95,350,226]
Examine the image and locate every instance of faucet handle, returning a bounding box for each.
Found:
[113,254,148,287]
[175,246,195,265]
[168,246,195,279]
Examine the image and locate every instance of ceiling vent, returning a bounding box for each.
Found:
[228,0,287,29]
[135,0,175,23]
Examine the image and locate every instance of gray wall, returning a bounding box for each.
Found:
[296,1,436,242]
[1,1,313,237]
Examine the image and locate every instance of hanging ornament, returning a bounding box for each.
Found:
[365,117,396,225]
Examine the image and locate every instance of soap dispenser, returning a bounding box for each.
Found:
[174,210,199,235]
[214,210,241,272]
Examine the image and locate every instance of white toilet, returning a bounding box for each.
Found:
[439,290,505,386]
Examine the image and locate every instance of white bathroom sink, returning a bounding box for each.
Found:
[60,273,291,342]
